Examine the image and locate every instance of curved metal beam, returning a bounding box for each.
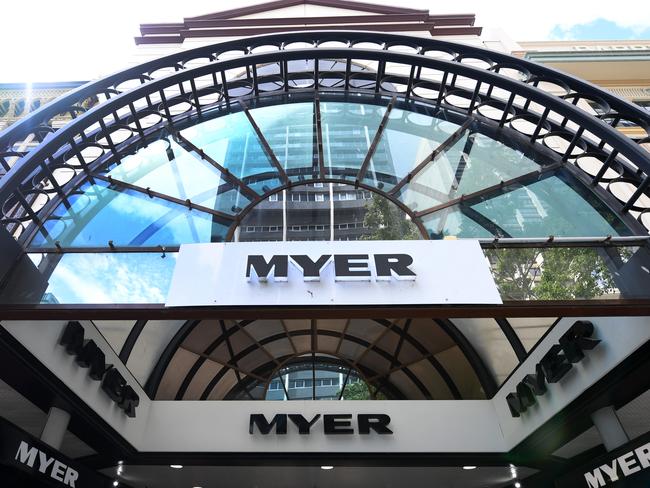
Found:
[197,327,435,401]
[495,317,527,362]
[2,43,649,242]
[433,318,499,397]
[144,319,201,398]
[117,319,147,363]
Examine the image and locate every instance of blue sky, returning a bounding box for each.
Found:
[551,18,650,40]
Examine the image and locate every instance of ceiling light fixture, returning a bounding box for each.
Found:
[320,466,334,470]
[462,466,477,470]
[515,483,521,488]
[170,465,183,469]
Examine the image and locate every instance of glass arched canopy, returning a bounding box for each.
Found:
[26,95,631,249]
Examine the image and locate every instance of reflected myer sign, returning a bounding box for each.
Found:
[165,240,501,307]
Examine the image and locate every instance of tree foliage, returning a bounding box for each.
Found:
[362,194,420,240]
[486,248,616,300]
[338,381,386,400]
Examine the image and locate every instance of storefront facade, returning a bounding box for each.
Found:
[1,1,650,487]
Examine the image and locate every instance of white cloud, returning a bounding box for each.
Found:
[46,253,176,303]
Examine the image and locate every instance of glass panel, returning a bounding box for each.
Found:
[238,183,422,241]
[286,185,330,241]
[485,245,650,300]
[180,111,283,194]
[361,109,460,191]
[452,133,541,196]
[30,180,229,247]
[321,102,386,178]
[0,252,176,304]
[262,358,381,401]
[470,175,630,238]
[421,174,631,239]
[106,139,251,215]
[394,131,542,214]
[248,102,317,181]
[421,207,493,239]
[394,132,469,212]
[334,190,421,241]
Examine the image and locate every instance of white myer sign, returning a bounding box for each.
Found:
[165,240,502,307]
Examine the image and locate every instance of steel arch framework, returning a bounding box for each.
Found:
[0,32,649,402]
[0,31,649,244]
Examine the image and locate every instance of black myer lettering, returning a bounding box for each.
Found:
[324,414,354,434]
[374,254,416,281]
[249,414,393,435]
[246,254,416,282]
[334,255,371,281]
[246,255,289,282]
[583,441,650,488]
[289,255,332,281]
[506,321,600,418]
[59,321,139,417]
[15,441,79,487]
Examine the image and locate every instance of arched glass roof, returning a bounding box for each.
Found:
[15,95,636,249]
[1,32,649,403]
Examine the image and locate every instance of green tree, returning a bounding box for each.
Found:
[338,381,386,400]
[362,194,420,240]
[486,248,617,300]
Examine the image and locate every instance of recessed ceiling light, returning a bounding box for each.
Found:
[515,483,521,488]
[170,465,183,469]
[112,482,119,487]
[320,466,334,470]
[462,466,477,470]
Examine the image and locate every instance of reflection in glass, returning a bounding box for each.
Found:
[180,110,282,194]
[238,183,422,241]
[394,132,542,213]
[394,132,469,211]
[362,109,459,190]
[321,102,386,177]
[13,253,176,304]
[260,357,382,401]
[30,180,229,247]
[248,102,317,180]
[485,246,649,300]
[106,139,251,215]
[422,174,631,239]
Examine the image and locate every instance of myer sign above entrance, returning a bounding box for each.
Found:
[166,240,501,307]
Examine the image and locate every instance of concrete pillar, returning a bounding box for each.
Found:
[591,406,629,452]
[40,407,71,450]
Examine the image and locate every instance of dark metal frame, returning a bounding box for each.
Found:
[0,31,649,413]
[140,317,489,401]
[1,31,649,247]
